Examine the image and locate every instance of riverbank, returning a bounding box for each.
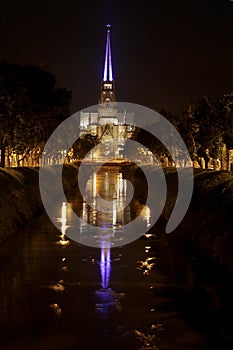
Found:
[123,165,233,275]
[160,168,233,347]
[0,164,81,244]
[0,167,41,244]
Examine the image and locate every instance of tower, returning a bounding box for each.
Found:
[100,24,116,104]
[79,24,134,161]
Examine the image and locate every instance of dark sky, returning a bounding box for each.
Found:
[0,0,233,113]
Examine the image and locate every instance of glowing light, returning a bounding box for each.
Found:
[145,245,151,253]
[104,83,112,89]
[61,202,67,234]
[93,172,97,198]
[104,174,109,192]
[118,178,124,196]
[57,239,69,246]
[82,201,88,222]
[48,282,65,292]
[49,303,62,317]
[133,329,157,348]
[57,202,70,246]
[137,257,156,275]
[144,233,153,238]
[141,205,151,228]
[60,266,68,271]
[112,199,117,227]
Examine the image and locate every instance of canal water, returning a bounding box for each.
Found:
[0,167,222,349]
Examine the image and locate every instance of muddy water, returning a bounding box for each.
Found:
[0,167,215,349]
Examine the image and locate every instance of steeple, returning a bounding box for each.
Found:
[103,24,113,82]
[100,24,116,104]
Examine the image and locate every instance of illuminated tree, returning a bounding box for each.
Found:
[0,61,71,167]
[214,92,233,170]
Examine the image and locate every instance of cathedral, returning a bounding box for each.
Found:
[79,24,134,161]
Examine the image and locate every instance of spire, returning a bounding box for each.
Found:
[103,24,113,82]
[100,24,116,104]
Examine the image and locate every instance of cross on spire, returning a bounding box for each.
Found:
[103,24,113,81]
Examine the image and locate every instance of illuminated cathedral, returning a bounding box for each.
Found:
[79,24,134,161]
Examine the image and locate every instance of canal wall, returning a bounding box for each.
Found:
[176,169,233,273]
[0,164,80,244]
[123,165,233,275]
[0,167,41,244]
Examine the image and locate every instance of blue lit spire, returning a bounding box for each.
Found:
[103,24,113,81]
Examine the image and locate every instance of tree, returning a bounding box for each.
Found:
[192,96,220,168]
[0,95,14,167]
[72,134,99,160]
[215,92,233,170]
[170,106,198,165]
[0,61,72,167]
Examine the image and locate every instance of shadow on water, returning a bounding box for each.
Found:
[0,167,231,349]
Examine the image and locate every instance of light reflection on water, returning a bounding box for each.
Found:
[54,169,155,323]
[55,168,153,309]
[137,257,156,276]
[67,169,152,246]
[100,245,111,289]
[80,171,132,229]
[47,170,206,349]
[0,168,211,350]
[55,202,70,246]
[96,241,125,315]
[56,168,152,292]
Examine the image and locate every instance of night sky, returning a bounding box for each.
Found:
[1,0,233,114]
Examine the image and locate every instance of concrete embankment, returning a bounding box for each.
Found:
[0,164,80,244]
[123,165,233,275]
[0,167,41,243]
[177,169,233,273]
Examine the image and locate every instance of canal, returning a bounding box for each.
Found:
[0,167,229,349]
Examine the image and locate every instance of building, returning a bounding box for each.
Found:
[79,24,134,161]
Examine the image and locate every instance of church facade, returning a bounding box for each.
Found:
[79,24,134,161]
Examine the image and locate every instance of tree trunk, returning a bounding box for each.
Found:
[220,143,227,170]
[226,148,230,171]
[213,158,218,170]
[0,145,6,168]
[17,149,29,167]
[194,156,202,168]
[204,154,210,169]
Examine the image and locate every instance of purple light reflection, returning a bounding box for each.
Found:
[100,246,111,289]
[95,237,124,315]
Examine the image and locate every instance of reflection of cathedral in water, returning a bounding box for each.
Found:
[81,171,132,229]
[79,24,134,161]
[58,170,151,313]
